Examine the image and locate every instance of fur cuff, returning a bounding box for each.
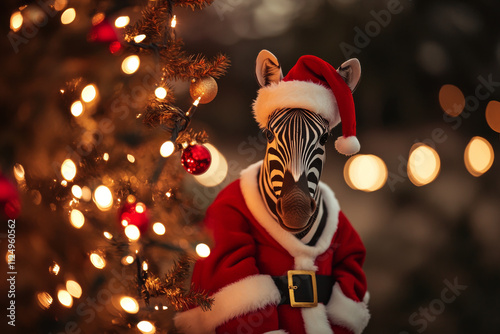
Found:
[174,275,281,334]
[334,136,360,156]
[326,283,370,334]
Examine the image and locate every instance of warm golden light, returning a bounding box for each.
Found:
[122,255,134,265]
[155,87,167,99]
[10,11,23,32]
[160,141,175,158]
[92,12,105,26]
[72,185,82,198]
[121,55,140,74]
[142,261,148,271]
[61,8,76,25]
[70,100,83,117]
[103,231,113,239]
[114,15,130,28]
[58,290,73,307]
[135,203,145,213]
[54,0,68,11]
[152,222,166,235]
[90,253,106,269]
[407,144,441,186]
[37,292,53,309]
[137,321,156,334]
[193,96,201,107]
[82,186,92,201]
[61,180,68,187]
[13,163,25,181]
[103,153,109,161]
[93,185,113,211]
[121,219,128,227]
[486,100,500,133]
[66,280,82,298]
[194,144,228,187]
[344,154,387,192]
[49,262,60,275]
[81,84,97,103]
[439,84,465,117]
[134,34,146,43]
[170,15,177,28]
[196,243,210,258]
[124,225,141,240]
[120,296,139,314]
[61,159,77,181]
[127,154,135,163]
[70,209,85,229]
[464,136,494,177]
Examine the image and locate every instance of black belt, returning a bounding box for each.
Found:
[272,270,335,307]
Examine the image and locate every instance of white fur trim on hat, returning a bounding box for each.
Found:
[252,80,340,129]
[326,283,370,334]
[335,135,360,156]
[174,274,280,334]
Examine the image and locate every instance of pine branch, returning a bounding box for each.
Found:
[172,0,215,10]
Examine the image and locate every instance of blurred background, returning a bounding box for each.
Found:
[1,0,500,333]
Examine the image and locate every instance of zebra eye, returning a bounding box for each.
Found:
[265,129,275,143]
[319,133,329,146]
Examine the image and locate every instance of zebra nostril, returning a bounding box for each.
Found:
[310,198,316,213]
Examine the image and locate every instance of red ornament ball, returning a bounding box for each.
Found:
[118,201,149,233]
[0,174,21,219]
[181,145,211,175]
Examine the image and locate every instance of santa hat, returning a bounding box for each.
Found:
[252,54,360,156]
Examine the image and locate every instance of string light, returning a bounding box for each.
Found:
[92,12,105,26]
[66,280,82,298]
[122,255,134,265]
[81,84,97,103]
[93,185,113,211]
[134,34,146,43]
[155,87,167,99]
[114,16,130,28]
[49,262,60,275]
[13,163,25,181]
[81,186,92,201]
[142,261,148,271]
[438,84,465,117]
[127,154,135,163]
[103,231,113,239]
[61,180,68,187]
[170,15,177,28]
[70,209,85,229]
[343,154,387,192]
[196,243,210,258]
[54,0,68,12]
[485,100,500,133]
[124,225,141,241]
[71,185,82,199]
[61,8,76,25]
[407,144,441,186]
[464,136,494,177]
[137,321,156,334]
[160,141,175,157]
[122,55,140,74]
[90,252,106,269]
[103,153,109,161]
[37,292,53,309]
[152,222,166,235]
[135,202,146,213]
[61,159,77,181]
[10,11,23,32]
[120,296,139,314]
[71,101,83,117]
[57,290,73,308]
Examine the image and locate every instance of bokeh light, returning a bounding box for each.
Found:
[344,154,387,192]
[81,186,92,201]
[61,159,77,181]
[66,280,82,298]
[70,209,85,229]
[439,84,465,117]
[134,34,146,43]
[81,84,97,103]
[155,87,167,99]
[124,225,141,240]
[103,153,109,161]
[13,163,25,181]
[485,100,500,133]
[196,243,210,258]
[194,143,228,187]
[137,321,155,334]
[71,185,82,198]
[103,231,113,239]
[114,16,130,28]
[10,11,23,32]
[120,296,139,314]
[153,222,166,235]
[61,8,76,25]
[93,185,113,211]
[407,144,441,186]
[122,255,134,265]
[90,252,106,269]
[464,136,494,177]
[49,262,60,275]
[37,292,53,309]
[54,0,68,11]
[160,141,175,157]
[57,290,73,308]
[121,55,140,74]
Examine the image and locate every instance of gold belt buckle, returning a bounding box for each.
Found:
[287,270,318,307]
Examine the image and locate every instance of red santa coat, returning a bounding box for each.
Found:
[174,162,369,334]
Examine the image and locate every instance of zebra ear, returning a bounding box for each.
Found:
[256,50,283,87]
[337,58,361,93]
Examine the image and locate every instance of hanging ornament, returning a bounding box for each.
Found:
[181,144,211,175]
[189,76,218,104]
[118,200,149,233]
[0,173,21,219]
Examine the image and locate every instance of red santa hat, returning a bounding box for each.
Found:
[253,54,360,156]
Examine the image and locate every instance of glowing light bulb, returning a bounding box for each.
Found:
[124,225,140,240]
[114,16,130,28]
[120,296,139,314]
[13,163,25,181]
[61,8,76,25]
[122,255,134,265]
[153,222,166,235]
[135,203,145,213]
[142,261,148,271]
[81,84,97,103]
[70,209,85,229]
[137,321,155,334]
[407,144,441,186]
[10,11,23,32]
[122,55,140,74]
[464,136,494,177]
[170,15,177,28]
[70,101,83,117]
[127,154,135,163]
[160,141,175,158]
[196,243,210,258]
[61,159,77,181]
[134,34,146,43]
[66,280,82,298]
[37,292,53,309]
[90,253,106,269]
[49,262,60,275]
[58,290,73,307]
[155,87,167,99]
[93,185,113,211]
[103,231,113,239]
[344,154,387,192]
[103,153,109,161]
[71,185,82,199]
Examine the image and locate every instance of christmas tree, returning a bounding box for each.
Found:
[3,0,229,333]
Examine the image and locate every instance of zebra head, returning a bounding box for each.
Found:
[254,50,361,234]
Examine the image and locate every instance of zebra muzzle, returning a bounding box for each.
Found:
[276,171,317,231]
